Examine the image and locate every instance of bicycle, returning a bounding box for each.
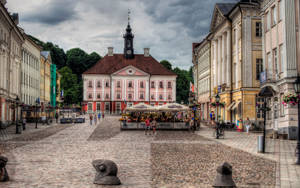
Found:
[214,125,225,139]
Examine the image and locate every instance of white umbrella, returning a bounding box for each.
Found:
[125,103,156,112]
[158,103,189,111]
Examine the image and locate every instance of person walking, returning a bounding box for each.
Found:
[102,113,105,119]
[94,113,97,125]
[245,117,251,133]
[145,117,151,135]
[89,114,93,126]
[151,118,157,135]
[55,112,59,123]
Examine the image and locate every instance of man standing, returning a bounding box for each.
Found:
[245,117,251,133]
[89,114,93,126]
[94,114,97,125]
[55,112,59,123]
[145,117,151,135]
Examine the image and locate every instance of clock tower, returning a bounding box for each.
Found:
[123,10,134,59]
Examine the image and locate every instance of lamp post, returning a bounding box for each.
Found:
[35,98,40,129]
[294,76,300,165]
[15,96,20,134]
[215,93,220,139]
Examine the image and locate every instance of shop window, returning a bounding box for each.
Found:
[96,103,101,111]
[88,103,93,111]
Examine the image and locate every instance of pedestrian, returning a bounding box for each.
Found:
[98,112,101,121]
[151,118,157,135]
[145,117,151,135]
[189,118,195,133]
[245,117,251,133]
[89,114,93,126]
[102,113,105,119]
[55,112,59,123]
[22,116,26,130]
[94,113,97,125]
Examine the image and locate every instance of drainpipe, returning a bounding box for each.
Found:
[238,4,244,122]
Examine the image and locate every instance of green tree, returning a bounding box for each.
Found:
[66,48,89,76]
[160,60,172,70]
[59,66,79,104]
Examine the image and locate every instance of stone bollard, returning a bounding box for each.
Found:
[213,162,236,188]
[92,159,121,185]
[0,156,9,182]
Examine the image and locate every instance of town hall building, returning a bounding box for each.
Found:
[82,21,177,114]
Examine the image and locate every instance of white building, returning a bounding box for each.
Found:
[0,1,24,125]
[21,35,41,106]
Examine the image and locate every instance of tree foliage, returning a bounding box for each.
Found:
[29,36,102,105]
[160,60,172,70]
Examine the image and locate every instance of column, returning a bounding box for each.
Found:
[235,27,239,89]
[222,33,226,85]
[213,40,217,88]
[218,36,221,86]
[226,29,231,86]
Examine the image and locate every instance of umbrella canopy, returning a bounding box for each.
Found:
[158,103,189,112]
[125,103,156,112]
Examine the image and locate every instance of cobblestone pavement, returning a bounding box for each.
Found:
[0,116,280,188]
[197,125,300,188]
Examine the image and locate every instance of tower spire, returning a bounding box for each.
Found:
[123,10,134,59]
[128,9,130,25]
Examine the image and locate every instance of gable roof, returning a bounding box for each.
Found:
[210,3,236,32]
[83,54,176,76]
[216,3,236,16]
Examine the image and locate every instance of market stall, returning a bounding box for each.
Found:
[120,103,190,130]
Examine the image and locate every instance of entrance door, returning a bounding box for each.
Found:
[105,102,110,114]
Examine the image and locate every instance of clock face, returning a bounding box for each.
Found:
[127,50,132,54]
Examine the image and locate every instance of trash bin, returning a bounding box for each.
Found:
[257,135,264,153]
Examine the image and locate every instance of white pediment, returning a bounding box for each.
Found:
[112,65,149,76]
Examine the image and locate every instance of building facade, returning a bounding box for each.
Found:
[40,51,51,111]
[50,64,56,107]
[21,35,41,106]
[0,1,24,125]
[260,0,300,139]
[193,37,211,121]
[201,1,262,124]
[82,23,177,114]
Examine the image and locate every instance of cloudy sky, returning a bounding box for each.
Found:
[6,0,238,70]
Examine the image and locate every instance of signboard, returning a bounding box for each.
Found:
[260,71,266,84]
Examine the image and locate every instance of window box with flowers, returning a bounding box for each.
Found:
[282,92,299,106]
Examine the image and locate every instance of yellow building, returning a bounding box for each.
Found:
[209,1,262,125]
[40,51,52,112]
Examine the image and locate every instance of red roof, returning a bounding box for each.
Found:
[83,54,177,76]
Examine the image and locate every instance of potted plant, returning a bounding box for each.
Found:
[283,92,299,106]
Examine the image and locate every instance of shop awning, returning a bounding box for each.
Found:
[231,101,241,110]
[226,102,235,111]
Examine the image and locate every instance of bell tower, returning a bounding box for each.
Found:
[123,10,134,59]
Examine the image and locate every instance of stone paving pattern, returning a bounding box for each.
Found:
[0,116,297,187]
[197,124,300,188]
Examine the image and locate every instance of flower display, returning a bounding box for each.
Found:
[210,102,225,107]
[282,92,300,106]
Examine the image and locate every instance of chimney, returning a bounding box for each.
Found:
[144,48,150,57]
[11,13,19,25]
[108,47,113,56]
[0,0,7,5]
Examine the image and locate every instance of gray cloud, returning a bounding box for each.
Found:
[7,0,239,70]
[22,0,78,25]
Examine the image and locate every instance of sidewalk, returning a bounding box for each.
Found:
[0,122,59,141]
[197,125,300,188]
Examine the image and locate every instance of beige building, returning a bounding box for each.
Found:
[193,36,211,121]
[208,1,262,124]
[0,1,24,125]
[21,35,41,106]
[260,0,300,139]
[40,51,51,112]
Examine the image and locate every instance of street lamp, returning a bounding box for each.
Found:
[15,96,20,134]
[294,76,300,165]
